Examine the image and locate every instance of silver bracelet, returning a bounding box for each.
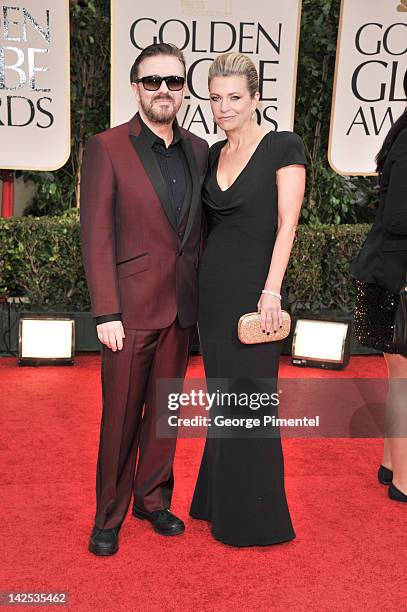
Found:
[262,289,281,300]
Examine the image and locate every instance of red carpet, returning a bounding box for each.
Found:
[1,355,406,611]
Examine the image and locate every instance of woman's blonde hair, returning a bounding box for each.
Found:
[208,52,259,98]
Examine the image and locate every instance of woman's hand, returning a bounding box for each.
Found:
[257,293,282,335]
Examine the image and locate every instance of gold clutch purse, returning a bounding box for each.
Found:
[237,311,291,344]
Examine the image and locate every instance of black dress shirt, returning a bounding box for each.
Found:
[95,117,192,326]
[140,116,190,225]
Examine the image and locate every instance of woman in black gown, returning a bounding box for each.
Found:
[190,53,307,546]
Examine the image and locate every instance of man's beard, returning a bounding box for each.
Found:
[140,94,178,125]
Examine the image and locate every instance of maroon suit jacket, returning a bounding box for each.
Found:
[80,112,209,329]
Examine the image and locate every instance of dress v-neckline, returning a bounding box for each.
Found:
[215,132,270,193]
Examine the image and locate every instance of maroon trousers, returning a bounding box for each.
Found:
[94,317,193,530]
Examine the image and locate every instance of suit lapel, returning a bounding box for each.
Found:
[127,113,201,241]
[178,161,192,227]
[179,137,201,249]
[129,129,177,232]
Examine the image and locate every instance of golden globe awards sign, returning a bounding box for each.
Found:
[329,0,407,175]
[0,1,70,170]
[111,0,303,143]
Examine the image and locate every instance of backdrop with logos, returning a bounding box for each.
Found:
[1,0,406,178]
[0,0,71,171]
[111,0,303,144]
[329,0,407,175]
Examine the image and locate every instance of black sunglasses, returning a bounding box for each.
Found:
[135,75,185,91]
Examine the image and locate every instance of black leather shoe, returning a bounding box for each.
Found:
[88,524,120,556]
[132,506,185,536]
[389,483,407,502]
[378,465,393,485]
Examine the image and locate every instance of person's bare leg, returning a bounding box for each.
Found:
[382,437,392,470]
[383,353,407,494]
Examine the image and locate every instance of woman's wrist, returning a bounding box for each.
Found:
[264,280,282,293]
[261,289,281,300]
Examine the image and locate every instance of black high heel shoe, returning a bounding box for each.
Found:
[389,483,407,502]
[378,465,393,485]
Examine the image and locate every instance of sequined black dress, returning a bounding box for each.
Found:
[354,280,400,353]
[352,128,407,354]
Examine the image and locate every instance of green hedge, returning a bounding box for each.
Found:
[0,215,369,314]
[0,214,89,311]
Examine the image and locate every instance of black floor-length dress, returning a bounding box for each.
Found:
[189,130,307,546]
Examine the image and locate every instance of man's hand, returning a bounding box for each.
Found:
[96,321,125,351]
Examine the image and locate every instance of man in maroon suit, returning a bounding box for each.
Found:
[80,43,208,556]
